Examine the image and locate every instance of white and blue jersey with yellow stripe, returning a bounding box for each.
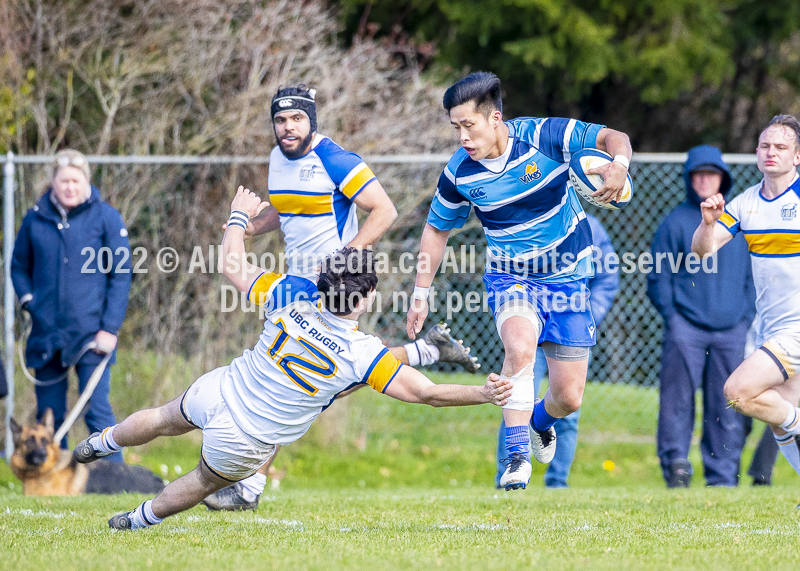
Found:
[220,272,402,445]
[268,133,377,278]
[717,174,800,340]
[428,117,605,283]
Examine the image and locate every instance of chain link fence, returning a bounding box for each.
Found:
[374,156,764,388]
[2,154,765,445]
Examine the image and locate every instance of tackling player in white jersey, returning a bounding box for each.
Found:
[692,114,800,480]
[206,85,479,510]
[73,187,511,531]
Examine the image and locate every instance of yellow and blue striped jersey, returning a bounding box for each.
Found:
[220,272,402,445]
[719,174,800,340]
[268,134,377,278]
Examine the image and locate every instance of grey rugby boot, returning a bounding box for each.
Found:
[529,399,557,464]
[73,432,112,464]
[530,425,557,464]
[202,482,259,511]
[108,512,136,531]
[424,323,480,373]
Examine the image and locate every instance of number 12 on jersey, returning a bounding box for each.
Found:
[267,320,337,395]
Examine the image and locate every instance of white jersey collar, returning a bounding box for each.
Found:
[479,135,514,173]
[759,172,800,202]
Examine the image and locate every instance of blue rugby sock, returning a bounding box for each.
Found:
[504,425,530,460]
[532,400,559,433]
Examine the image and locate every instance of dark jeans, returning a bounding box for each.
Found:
[35,352,122,463]
[657,314,748,486]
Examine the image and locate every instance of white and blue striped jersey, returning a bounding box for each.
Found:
[427,117,605,283]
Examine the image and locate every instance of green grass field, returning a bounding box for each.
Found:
[3,488,800,570]
[3,370,799,569]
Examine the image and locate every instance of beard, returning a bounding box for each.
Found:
[276,129,314,159]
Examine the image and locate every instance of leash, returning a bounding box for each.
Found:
[18,340,102,386]
[17,314,114,442]
[53,351,112,444]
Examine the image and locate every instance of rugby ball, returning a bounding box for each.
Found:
[568,149,633,210]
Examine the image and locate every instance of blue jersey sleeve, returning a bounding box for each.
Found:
[426,167,472,231]
[516,117,605,163]
[248,273,319,312]
[315,138,377,200]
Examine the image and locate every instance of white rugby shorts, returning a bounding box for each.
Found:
[180,366,276,481]
[760,334,800,381]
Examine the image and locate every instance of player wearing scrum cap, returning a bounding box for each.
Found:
[693,114,800,487]
[205,85,479,509]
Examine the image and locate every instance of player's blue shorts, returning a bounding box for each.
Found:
[483,272,596,347]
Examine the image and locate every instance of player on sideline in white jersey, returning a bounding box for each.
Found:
[73,187,511,531]
[205,85,479,510]
[406,72,632,490]
[693,114,800,481]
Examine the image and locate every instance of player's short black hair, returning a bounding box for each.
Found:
[442,72,502,117]
[317,247,378,316]
[765,114,800,150]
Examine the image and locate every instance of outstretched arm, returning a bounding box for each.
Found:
[384,368,511,408]
[219,186,271,293]
[406,223,451,339]
[692,193,734,257]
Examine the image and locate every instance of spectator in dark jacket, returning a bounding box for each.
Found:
[647,145,756,487]
[495,214,619,488]
[11,150,132,462]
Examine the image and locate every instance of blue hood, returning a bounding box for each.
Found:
[683,145,732,205]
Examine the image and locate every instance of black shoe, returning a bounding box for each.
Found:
[108,511,135,531]
[424,323,480,373]
[752,477,771,487]
[202,482,259,511]
[667,458,692,488]
[73,432,112,464]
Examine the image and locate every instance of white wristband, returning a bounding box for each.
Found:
[612,155,630,170]
[227,209,250,230]
[412,286,430,301]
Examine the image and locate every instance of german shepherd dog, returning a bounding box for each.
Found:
[10,409,164,496]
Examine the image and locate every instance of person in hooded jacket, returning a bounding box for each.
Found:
[11,149,132,462]
[647,145,756,487]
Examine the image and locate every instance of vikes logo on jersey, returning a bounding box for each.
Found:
[518,162,542,184]
[782,203,797,221]
[505,284,527,294]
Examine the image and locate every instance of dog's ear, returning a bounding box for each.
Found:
[41,408,55,434]
[9,418,22,445]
